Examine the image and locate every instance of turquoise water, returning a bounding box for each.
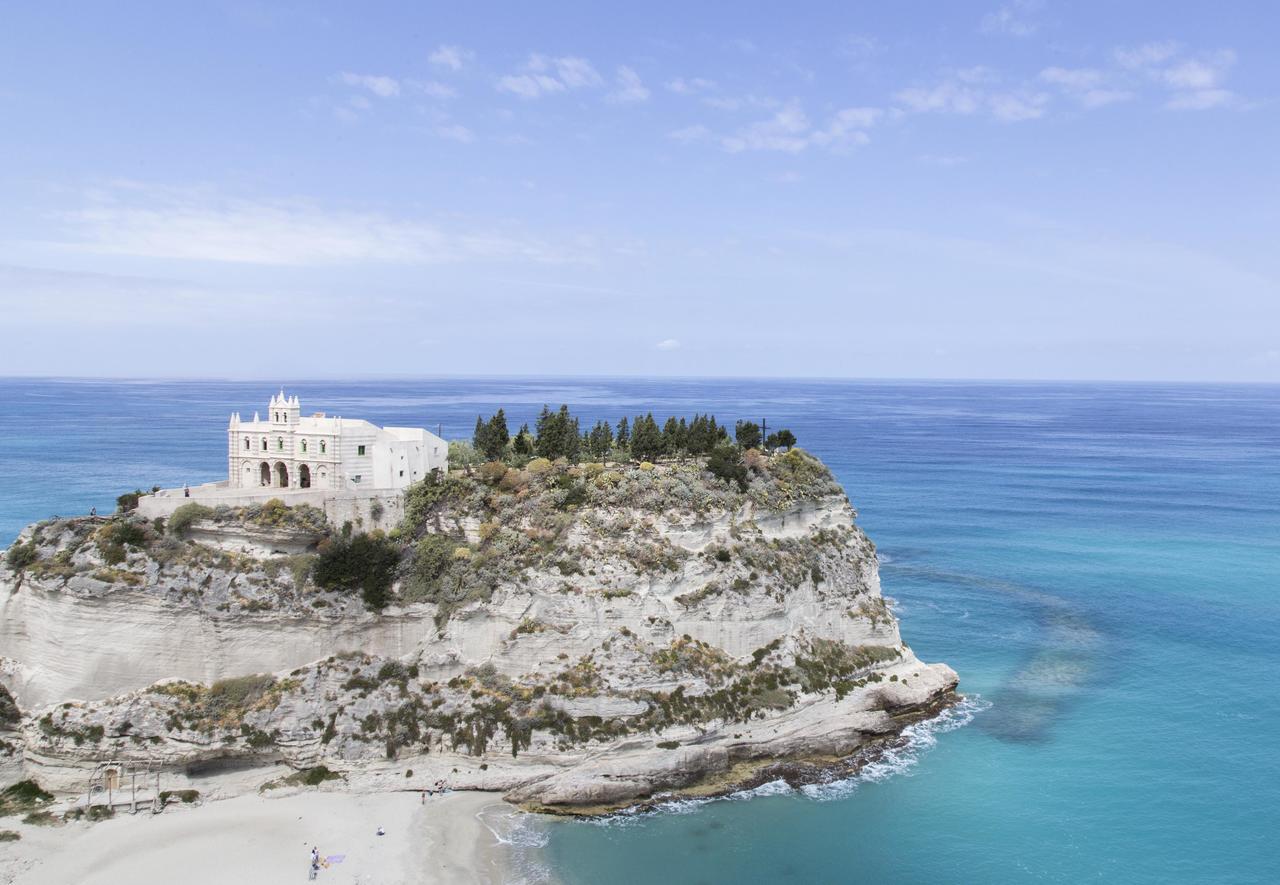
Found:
[2,379,1277,883]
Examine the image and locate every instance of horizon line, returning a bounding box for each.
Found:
[0,373,1277,388]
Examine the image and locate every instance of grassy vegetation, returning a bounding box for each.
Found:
[0,684,19,728]
[0,780,53,817]
[167,503,214,537]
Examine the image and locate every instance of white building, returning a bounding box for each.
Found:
[228,391,447,491]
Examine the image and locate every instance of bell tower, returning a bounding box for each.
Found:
[270,390,300,427]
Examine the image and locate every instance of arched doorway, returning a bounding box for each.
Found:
[274,461,289,488]
[259,462,270,487]
[299,464,311,489]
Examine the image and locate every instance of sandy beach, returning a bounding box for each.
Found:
[0,789,522,885]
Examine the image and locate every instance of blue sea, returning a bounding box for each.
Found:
[1,378,1277,884]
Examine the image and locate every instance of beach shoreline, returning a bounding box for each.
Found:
[0,789,522,885]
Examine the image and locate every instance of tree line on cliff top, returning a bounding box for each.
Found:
[468,405,796,467]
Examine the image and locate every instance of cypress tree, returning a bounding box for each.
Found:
[630,413,664,462]
[488,409,510,459]
[513,423,535,457]
[473,415,491,459]
[534,405,558,459]
[616,416,630,449]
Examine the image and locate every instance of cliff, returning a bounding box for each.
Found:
[0,449,957,812]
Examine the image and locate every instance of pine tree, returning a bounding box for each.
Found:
[616,416,630,450]
[630,413,664,462]
[565,411,581,462]
[488,409,510,459]
[588,420,613,460]
[661,416,683,458]
[765,428,797,451]
[473,415,491,459]
[513,423,535,457]
[735,420,762,450]
[534,405,559,459]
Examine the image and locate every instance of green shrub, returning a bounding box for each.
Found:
[116,490,142,512]
[412,534,459,588]
[313,532,402,611]
[656,740,680,749]
[21,811,58,827]
[168,503,214,537]
[159,789,200,804]
[301,765,341,786]
[0,830,18,842]
[0,685,20,728]
[5,542,37,571]
[208,674,275,711]
[0,780,53,816]
[707,445,749,492]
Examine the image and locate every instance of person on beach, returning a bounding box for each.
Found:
[89,506,96,518]
[183,484,190,497]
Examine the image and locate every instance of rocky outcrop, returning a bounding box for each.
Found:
[0,449,958,810]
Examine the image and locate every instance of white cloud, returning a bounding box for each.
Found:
[496,72,564,99]
[1163,58,1224,90]
[897,67,1056,121]
[408,79,457,100]
[988,91,1049,121]
[336,72,400,97]
[665,77,716,94]
[656,338,681,351]
[1114,41,1180,69]
[895,81,983,115]
[720,103,880,153]
[1166,88,1234,110]
[1114,43,1240,111]
[838,33,880,62]
[667,125,710,143]
[434,123,474,143]
[1040,67,1102,90]
[53,184,588,266]
[981,0,1043,37]
[609,66,650,103]
[722,103,812,153]
[1040,69,1134,108]
[497,54,602,99]
[428,44,473,71]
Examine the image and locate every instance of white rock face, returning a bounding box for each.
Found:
[1,495,894,710]
[0,455,958,809]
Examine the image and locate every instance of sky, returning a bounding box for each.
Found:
[0,1,1276,381]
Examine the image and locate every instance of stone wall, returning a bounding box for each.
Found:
[137,486,404,533]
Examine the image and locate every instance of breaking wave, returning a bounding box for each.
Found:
[582,696,986,827]
[801,694,989,801]
[482,805,558,885]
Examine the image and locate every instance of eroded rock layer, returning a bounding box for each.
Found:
[0,450,957,810]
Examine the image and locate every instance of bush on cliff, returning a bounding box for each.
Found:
[5,542,38,571]
[167,503,214,537]
[707,444,750,492]
[0,684,20,728]
[313,531,401,610]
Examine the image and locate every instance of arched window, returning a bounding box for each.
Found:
[261,438,267,451]
[277,438,284,451]
[243,437,249,450]
[301,440,308,453]
[320,440,327,454]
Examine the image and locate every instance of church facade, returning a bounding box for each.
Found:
[227,391,447,492]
